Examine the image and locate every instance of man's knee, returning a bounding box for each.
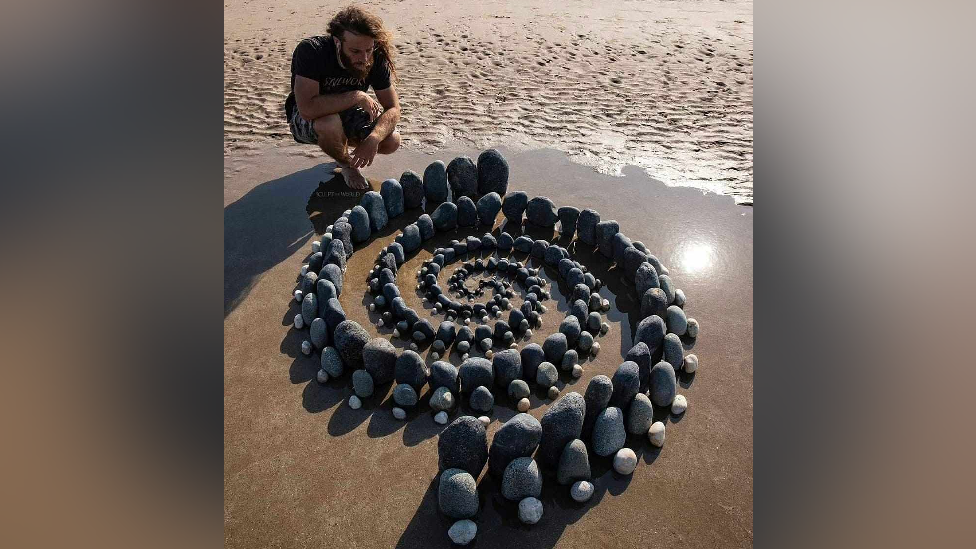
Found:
[313,114,344,147]
[378,131,401,154]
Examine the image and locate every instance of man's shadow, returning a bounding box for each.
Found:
[224,162,368,316]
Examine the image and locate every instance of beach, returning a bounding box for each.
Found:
[225,1,752,547]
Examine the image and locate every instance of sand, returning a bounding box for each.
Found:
[224,0,753,204]
[224,143,753,548]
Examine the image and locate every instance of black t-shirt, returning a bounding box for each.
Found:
[285,35,392,119]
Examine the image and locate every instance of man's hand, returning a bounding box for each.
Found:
[355,91,382,121]
[350,134,380,168]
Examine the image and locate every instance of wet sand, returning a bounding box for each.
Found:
[224,143,753,547]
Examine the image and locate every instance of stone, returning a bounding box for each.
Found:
[439,468,479,519]
[438,416,489,476]
[595,220,620,258]
[530,239,549,258]
[663,333,683,370]
[557,206,580,238]
[400,170,424,209]
[508,379,531,401]
[577,209,600,245]
[470,385,495,412]
[526,196,558,227]
[321,297,347,338]
[459,357,494,393]
[518,497,544,525]
[393,383,418,408]
[301,340,312,355]
[557,317,582,349]
[635,315,666,353]
[577,332,594,353]
[399,223,422,253]
[636,262,660,297]
[431,387,455,411]
[413,319,436,341]
[623,246,647,281]
[659,274,676,304]
[388,242,405,265]
[548,386,560,400]
[391,351,426,392]
[568,299,589,325]
[674,288,686,308]
[436,321,457,345]
[649,361,677,407]
[319,263,343,296]
[641,288,670,320]
[447,156,478,199]
[360,191,388,232]
[627,393,654,435]
[363,338,397,385]
[378,179,403,219]
[308,252,323,275]
[477,148,509,196]
[481,233,497,249]
[609,361,641,409]
[582,375,613,438]
[393,407,407,420]
[300,292,318,325]
[349,205,371,243]
[648,421,666,447]
[687,318,700,338]
[320,346,343,378]
[456,196,478,227]
[611,232,632,265]
[488,412,543,478]
[492,349,522,389]
[560,350,579,372]
[538,391,586,467]
[571,480,594,502]
[448,519,477,545]
[520,343,545,382]
[497,231,515,250]
[543,332,568,364]
[517,398,531,412]
[613,448,638,475]
[476,192,502,226]
[431,201,458,231]
[501,457,542,501]
[626,342,653,393]
[672,394,688,414]
[423,160,449,205]
[535,361,558,388]
[557,438,591,485]
[592,406,626,457]
[501,191,528,222]
[333,320,371,369]
[544,244,566,266]
[434,411,449,424]
[316,369,329,383]
[513,235,533,253]
[478,416,490,426]
[566,267,585,289]
[309,318,328,349]
[572,364,583,378]
[331,221,353,257]
[352,369,374,398]
[348,395,361,409]
[666,305,688,336]
[683,353,699,373]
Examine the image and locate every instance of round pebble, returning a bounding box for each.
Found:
[294,314,304,329]
[316,369,329,384]
[434,411,449,425]
[448,519,477,545]
[571,480,594,502]
[294,289,303,302]
[478,416,490,426]
[600,322,610,335]
[613,448,638,475]
[301,340,312,355]
[648,421,666,447]
[393,407,407,420]
[671,394,688,414]
[572,364,583,378]
[518,497,544,525]
[517,398,530,412]
[687,318,700,338]
[590,341,600,356]
[348,395,362,409]
[548,386,559,400]
[431,387,455,411]
[684,353,699,373]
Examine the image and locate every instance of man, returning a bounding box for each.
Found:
[285,6,401,189]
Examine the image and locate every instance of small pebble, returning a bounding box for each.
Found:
[674,288,686,307]
[548,386,559,400]
[524,329,533,338]
[377,319,384,327]
[294,289,303,302]
[369,303,376,312]
[687,318,700,338]
[590,341,600,357]
[684,354,699,373]
[348,395,362,409]
[463,318,471,325]
[601,299,610,311]
[540,305,548,314]
[316,369,329,383]
[517,398,531,412]
[294,314,304,329]
[518,497,544,525]
[600,322,610,335]
[570,480,594,502]
[482,316,489,323]
[613,448,638,475]
[434,411,449,424]
[478,416,490,426]
[648,421,666,447]
[393,407,407,420]
[409,342,419,351]
[572,364,583,378]
[301,340,312,355]
[392,329,400,338]
[431,352,440,360]
[671,394,688,414]
[301,264,309,276]
[485,350,494,359]
[448,519,477,545]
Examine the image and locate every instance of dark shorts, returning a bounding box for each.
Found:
[288,106,378,145]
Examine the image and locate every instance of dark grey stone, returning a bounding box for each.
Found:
[526,196,558,227]
[331,221,353,256]
[308,252,324,275]
[319,263,343,295]
[501,457,542,501]
[399,224,422,254]
[663,333,683,371]
[395,350,429,391]
[558,258,576,279]
[666,305,688,336]
[470,385,495,412]
[502,191,528,222]
[559,316,582,348]
[595,220,620,258]
[438,416,489,476]
[497,232,515,250]
[592,406,626,457]
[635,314,666,353]
[569,299,588,325]
[481,233,497,249]
[544,244,566,266]
[626,342,653,393]
[538,391,586,467]
[508,379,530,401]
[447,156,478,200]
[609,361,640,409]
[363,338,397,385]
[513,235,533,253]
[477,148,509,196]
[424,160,449,205]
[557,439,591,485]
[488,413,542,479]
[320,346,343,378]
[380,178,404,218]
[333,320,370,369]
[577,209,600,245]
[310,317,328,349]
[400,170,424,209]
[492,349,522,389]
[623,246,647,281]
[322,239,347,271]
[430,361,459,392]
[431,201,458,231]
[301,271,318,296]
[417,213,435,241]
[627,393,654,435]
[361,191,388,232]
[557,207,580,238]
[301,292,317,325]
[413,318,436,341]
[438,468,479,519]
[649,360,677,407]
[582,375,613,438]
[388,242,405,265]
[530,239,549,258]
[436,322,457,345]
[641,288,669,319]
[543,332,568,364]
[456,196,478,227]
[611,232,632,265]
[394,383,419,407]
[476,192,502,226]
[322,297,347,337]
[566,267,585,288]
[315,278,337,304]
[520,343,545,382]
[459,357,494,393]
[659,274,676,304]
[636,262,660,296]
[352,369,374,398]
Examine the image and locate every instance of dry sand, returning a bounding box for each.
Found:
[224,0,753,204]
[224,144,753,548]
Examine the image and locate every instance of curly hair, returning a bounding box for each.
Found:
[328,5,397,85]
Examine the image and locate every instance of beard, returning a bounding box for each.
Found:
[339,47,372,80]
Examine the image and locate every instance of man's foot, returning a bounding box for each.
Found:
[340,166,369,190]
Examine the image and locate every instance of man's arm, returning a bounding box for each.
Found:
[293,75,380,121]
[350,86,401,168]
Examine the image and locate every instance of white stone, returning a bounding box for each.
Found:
[301,340,312,355]
[510,343,518,350]
[478,416,490,426]
[369,303,376,312]
[482,316,490,324]
[311,241,320,253]
[448,519,477,545]
[518,497,544,525]
[687,318,699,338]
[683,354,699,373]
[524,329,533,338]
[613,448,638,475]
[461,353,469,361]
[393,407,407,420]
[486,350,494,359]
[571,481,594,502]
[648,421,666,447]
[572,364,583,378]
[393,329,400,338]
[316,369,329,384]
[294,314,304,329]
[602,299,610,311]
[434,411,449,425]
[463,318,471,325]
[301,264,309,276]
[590,341,600,357]
[671,394,688,414]
[348,395,362,409]
[377,319,384,327]
[540,305,548,314]
[294,289,303,302]
[517,398,531,412]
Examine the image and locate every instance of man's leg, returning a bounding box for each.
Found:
[377,131,402,155]
[312,114,368,190]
